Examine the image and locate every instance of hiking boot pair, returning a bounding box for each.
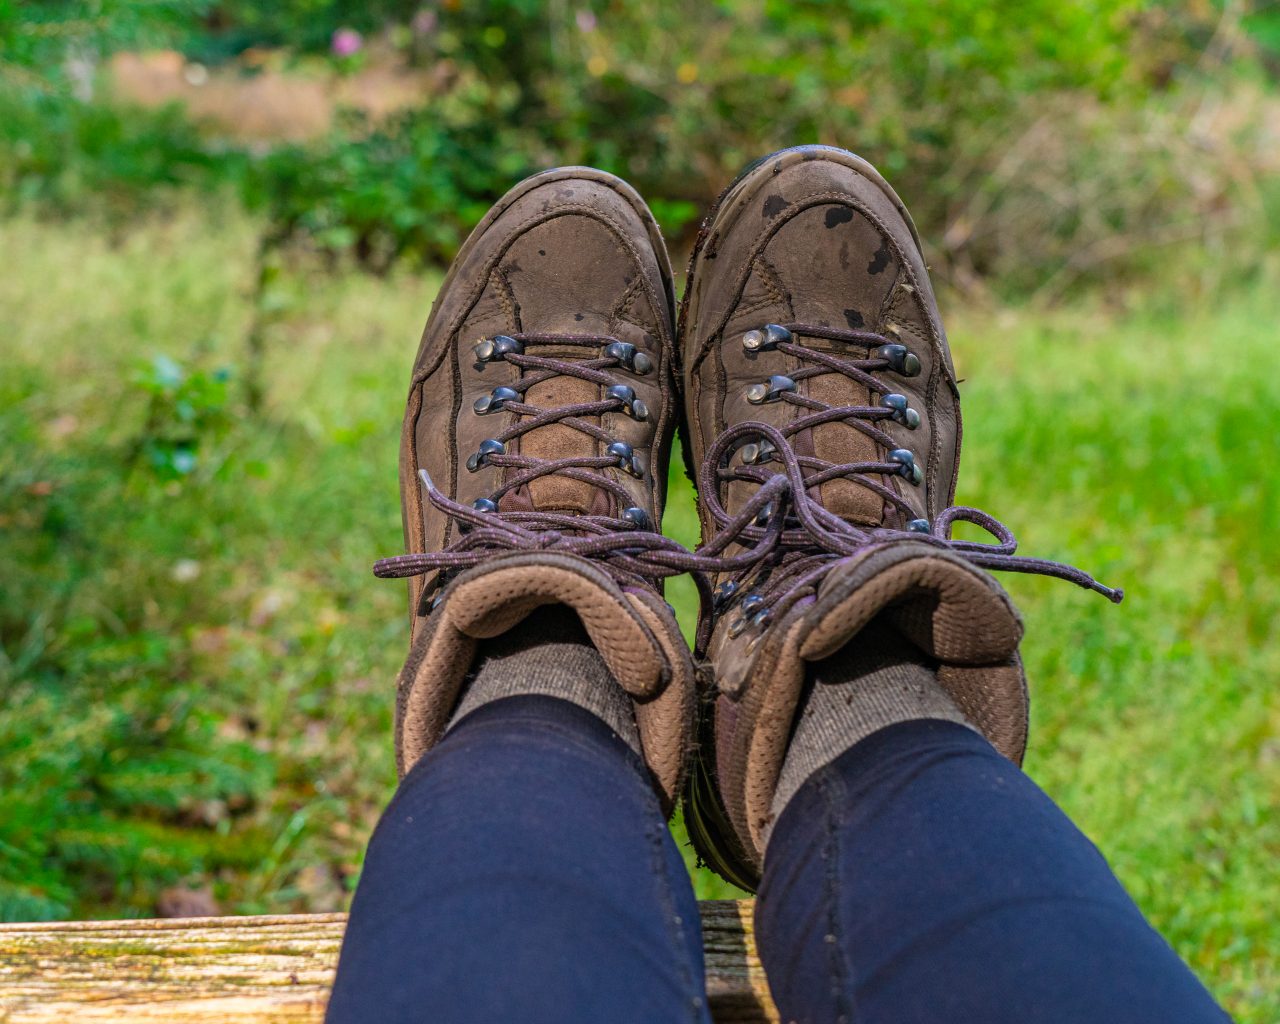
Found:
[374,149,1121,891]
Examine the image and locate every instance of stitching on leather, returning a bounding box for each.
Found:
[733,294,778,318]
[415,197,678,523]
[682,146,910,376]
[414,199,673,388]
[690,188,941,377]
[492,266,522,330]
[611,273,644,331]
[754,254,792,309]
[401,386,426,621]
[689,187,953,524]
[924,324,943,519]
[446,342,462,545]
[713,332,730,438]
[406,185,675,563]
[466,308,510,333]
[874,265,903,327]
[872,270,908,513]
[489,265,523,498]
[884,281,946,515]
[711,190,932,344]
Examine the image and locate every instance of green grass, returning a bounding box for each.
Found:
[1,210,1277,1019]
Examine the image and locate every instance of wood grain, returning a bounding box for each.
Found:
[0,900,778,1023]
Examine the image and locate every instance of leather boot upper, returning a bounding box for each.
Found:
[678,147,1121,887]
[377,168,697,810]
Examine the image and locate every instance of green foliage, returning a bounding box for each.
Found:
[0,0,209,84]
[4,0,1265,293]
[131,354,235,479]
[2,211,1278,1018]
[237,0,1265,284]
[190,0,419,60]
[0,89,240,214]
[247,96,535,268]
[0,345,272,917]
[0,631,275,919]
[1,209,415,921]
[0,2,233,218]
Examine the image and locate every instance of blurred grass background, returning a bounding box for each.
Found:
[1,1,1278,1018]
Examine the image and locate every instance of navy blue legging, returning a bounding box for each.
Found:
[327,697,1229,1023]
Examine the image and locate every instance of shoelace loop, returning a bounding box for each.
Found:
[693,320,1122,652]
[374,325,1122,642]
[374,332,779,612]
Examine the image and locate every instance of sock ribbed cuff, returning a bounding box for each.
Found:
[768,617,972,842]
[445,606,641,753]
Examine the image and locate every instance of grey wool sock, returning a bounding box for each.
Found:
[769,615,973,836]
[446,605,641,753]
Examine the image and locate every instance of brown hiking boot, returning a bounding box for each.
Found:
[678,146,1121,889]
[374,167,697,810]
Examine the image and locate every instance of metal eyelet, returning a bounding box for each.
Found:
[459,496,497,534]
[607,384,649,421]
[466,438,506,471]
[473,335,524,363]
[881,393,921,429]
[420,571,455,615]
[875,343,922,378]
[727,616,749,639]
[712,579,739,610]
[473,386,520,414]
[620,506,652,529]
[604,341,653,375]
[740,438,777,465]
[889,448,924,485]
[753,502,775,527]
[606,440,644,478]
[742,324,792,353]
[739,593,765,618]
[746,374,797,405]
[907,518,930,533]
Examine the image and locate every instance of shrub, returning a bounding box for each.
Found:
[0,90,239,217]
[7,1,1239,280]
[1,2,1274,288]
[131,354,236,480]
[245,86,536,270]
[254,2,1273,300]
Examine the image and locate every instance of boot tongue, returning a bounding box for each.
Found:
[495,200,646,517]
[747,320,881,528]
[500,310,614,518]
[801,350,882,527]
[764,206,904,528]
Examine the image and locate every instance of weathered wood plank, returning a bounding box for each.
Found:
[0,900,777,1023]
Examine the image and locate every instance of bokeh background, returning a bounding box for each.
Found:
[2,1,1278,1016]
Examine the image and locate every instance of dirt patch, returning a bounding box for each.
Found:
[108,48,448,143]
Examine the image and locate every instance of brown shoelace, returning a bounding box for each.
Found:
[373,332,773,608]
[689,322,1122,654]
[375,325,1121,643]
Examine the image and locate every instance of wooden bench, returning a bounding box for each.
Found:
[0,900,777,1022]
